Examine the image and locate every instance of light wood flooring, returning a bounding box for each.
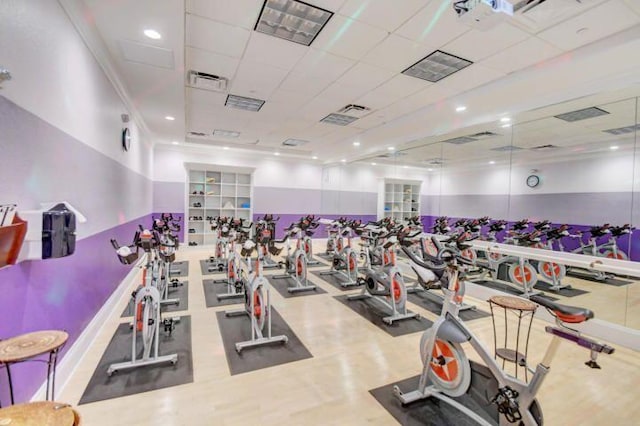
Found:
[59,243,640,425]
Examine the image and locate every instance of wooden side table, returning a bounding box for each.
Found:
[488,295,537,381]
[0,401,79,426]
[0,330,68,406]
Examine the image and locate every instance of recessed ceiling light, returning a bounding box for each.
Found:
[427,168,433,172]
[610,146,619,150]
[340,159,346,163]
[171,141,179,145]
[403,165,409,169]
[312,156,318,160]
[500,117,511,123]
[371,162,377,166]
[213,129,241,138]
[144,29,162,40]
[274,152,280,156]
[223,146,229,150]
[254,0,334,46]
[456,106,467,112]
[225,94,265,112]
[353,141,360,146]
[402,50,473,82]
[489,161,496,165]
[387,147,395,151]
[320,113,359,126]
[165,115,175,121]
[501,123,511,128]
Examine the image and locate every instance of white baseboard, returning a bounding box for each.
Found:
[31,255,146,401]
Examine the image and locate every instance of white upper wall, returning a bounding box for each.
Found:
[0,0,153,179]
[322,162,429,193]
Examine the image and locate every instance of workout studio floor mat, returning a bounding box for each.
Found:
[473,280,559,301]
[121,281,189,317]
[79,316,194,405]
[202,279,246,308]
[333,295,432,337]
[370,362,499,426]
[216,309,312,375]
[533,282,590,297]
[199,259,226,276]
[310,270,360,291]
[407,291,490,322]
[268,276,328,298]
[170,260,189,277]
[566,271,632,287]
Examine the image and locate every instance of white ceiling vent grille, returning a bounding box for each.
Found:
[530,144,559,150]
[283,138,309,146]
[603,124,640,136]
[336,104,371,118]
[469,131,499,140]
[512,0,592,31]
[554,107,609,122]
[188,70,228,92]
[378,151,407,159]
[443,136,476,145]
[491,145,523,152]
[321,113,359,126]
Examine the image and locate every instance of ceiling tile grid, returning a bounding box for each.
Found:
[186,0,263,29]
[186,14,251,58]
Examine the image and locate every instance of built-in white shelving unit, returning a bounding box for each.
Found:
[186,165,253,246]
[377,178,421,220]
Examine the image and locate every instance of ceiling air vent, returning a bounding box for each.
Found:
[443,136,476,145]
[189,131,207,137]
[530,144,559,150]
[469,131,499,140]
[422,158,445,165]
[603,124,640,136]
[378,151,407,159]
[321,113,359,126]
[554,107,609,122]
[188,70,228,92]
[336,104,371,118]
[512,0,589,32]
[283,138,309,147]
[491,145,523,152]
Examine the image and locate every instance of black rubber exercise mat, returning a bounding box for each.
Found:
[333,294,431,337]
[566,271,632,286]
[202,279,245,308]
[79,316,193,404]
[268,275,328,298]
[533,281,589,297]
[310,270,361,291]
[407,290,490,322]
[216,308,312,375]
[121,281,189,317]
[169,260,189,277]
[471,280,559,301]
[370,361,500,426]
[199,259,226,275]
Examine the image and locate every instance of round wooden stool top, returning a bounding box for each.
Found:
[489,295,537,312]
[0,331,68,363]
[0,401,77,426]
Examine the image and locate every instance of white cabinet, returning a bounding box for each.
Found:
[186,167,253,245]
[378,179,421,220]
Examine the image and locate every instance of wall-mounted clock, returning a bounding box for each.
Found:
[526,174,540,188]
[121,127,131,152]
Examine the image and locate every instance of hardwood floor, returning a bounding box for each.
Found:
[59,243,640,425]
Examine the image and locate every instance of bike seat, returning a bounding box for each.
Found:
[530,295,594,324]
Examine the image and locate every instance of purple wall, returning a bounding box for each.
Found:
[0,214,157,405]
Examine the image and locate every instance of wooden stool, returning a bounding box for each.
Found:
[0,331,68,406]
[488,295,537,381]
[0,401,80,426]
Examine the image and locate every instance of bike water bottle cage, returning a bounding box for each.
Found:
[530,295,593,324]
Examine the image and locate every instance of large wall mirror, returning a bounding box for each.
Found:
[319,88,638,330]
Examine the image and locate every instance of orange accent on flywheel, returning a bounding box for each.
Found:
[136,303,143,332]
[430,340,459,382]
[337,239,343,252]
[606,252,624,260]
[305,241,311,254]
[297,259,304,275]
[229,261,235,279]
[349,254,356,270]
[543,262,560,276]
[253,292,262,318]
[514,266,532,283]
[392,279,401,300]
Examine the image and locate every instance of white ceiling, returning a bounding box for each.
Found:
[79,0,640,163]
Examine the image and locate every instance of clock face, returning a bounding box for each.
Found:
[526,175,540,188]
[122,127,131,152]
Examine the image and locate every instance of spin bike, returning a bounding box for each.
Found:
[298,214,321,265]
[224,235,288,353]
[349,227,419,325]
[212,220,253,301]
[255,214,281,269]
[531,225,572,292]
[207,216,233,272]
[109,230,179,375]
[393,234,615,426]
[320,219,359,287]
[272,223,316,293]
[560,225,612,281]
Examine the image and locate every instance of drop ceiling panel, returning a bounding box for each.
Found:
[312,14,389,60]
[316,81,371,106]
[278,71,334,95]
[187,87,227,108]
[296,122,338,139]
[267,89,316,108]
[622,0,640,15]
[361,34,436,73]
[299,97,340,121]
[339,0,429,32]
[230,59,289,99]
[242,32,309,70]
[335,62,395,94]
[480,37,563,75]
[396,1,470,47]
[355,74,431,111]
[442,22,531,62]
[186,14,251,58]
[311,0,348,12]
[186,0,263,29]
[437,64,504,94]
[293,48,356,80]
[118,40,175,69]
[186,47,240,79]
[537,0,640,51]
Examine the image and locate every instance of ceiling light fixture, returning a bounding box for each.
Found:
[312,156,318,160]
[274,152,280,156]
[353,141,360,146]
[371,162,377,166]
[456,106,467,112]
[500,117,511,123]
[144,29,162,40]
[427,168,433,172]
[501,123,511,128]
[320,113,359,126]
[165,115,175,121]
[254,0,334,46]
[171,141,179,145]
[610,146,619,150]
[403,165,409,169]
[213,129,241,138]
[340,159,346,163]
[402,50,473,82]
[387,147,395,151]
[223,146,229,150]
[225,94,265,112]
[489,161,496,164]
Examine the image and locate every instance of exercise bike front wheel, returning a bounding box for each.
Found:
[391,272,407,311]
[419,329,471,397]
